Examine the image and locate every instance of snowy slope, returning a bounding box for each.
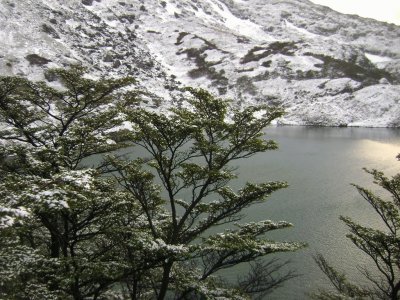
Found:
[0,0,399,126]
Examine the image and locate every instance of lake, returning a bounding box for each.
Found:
[88,126,400,299]
[228,126,400,299]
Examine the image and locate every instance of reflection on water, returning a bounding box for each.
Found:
[352,139,399,172]
[227,126,400,299]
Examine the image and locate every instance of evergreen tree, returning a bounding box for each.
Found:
[0,69,304,299]
[314,157,400,300]
[0,67,137,299]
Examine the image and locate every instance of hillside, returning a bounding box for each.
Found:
[1,0,399,126]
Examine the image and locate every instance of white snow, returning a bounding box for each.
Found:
[61,170,94,189]
[349,85,400,127]
[65,19,81,29]
[283,19,318,39]
[106,121,134,133]
[0,207,30,228]
[202,0,275,42]
[164,1,181,16]
[256,77,400,127]
[0,31,15,52]
[0,0,398,127]
[284,55,323,71]
[365,53,393,64]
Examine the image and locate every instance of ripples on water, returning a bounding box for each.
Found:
[231,127,400,299]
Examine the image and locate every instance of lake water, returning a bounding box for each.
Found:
[89,126,400,299]
[228,126,400,299]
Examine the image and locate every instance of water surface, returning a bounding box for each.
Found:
[230,126,400,299]
[86,126,400,298]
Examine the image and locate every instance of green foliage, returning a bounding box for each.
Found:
[0,69,303,299]
[314,161,400,300]
[177,39,229,88]
[304,53,394,84]
[0,66,135,173]
[0,67,137,299]
[113,87,304,299]
[240,42,298,64]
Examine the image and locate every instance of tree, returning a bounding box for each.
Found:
[111,87,304,299]
[314,157,400,300]
[0,67,138,299]
[0,69,304,299]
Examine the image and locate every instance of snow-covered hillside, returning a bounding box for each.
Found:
[1,0,399,126]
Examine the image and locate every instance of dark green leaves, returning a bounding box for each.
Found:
[0,72,300,299]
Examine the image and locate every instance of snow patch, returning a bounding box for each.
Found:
[164,1,181,16]
[283,20,318,38]
[65,19,81,29]
[107,121,134,133]
[349,85,400,127]
[0,207,30,228]
[365,53,393,65]
[203,0,275,42]
[285,55,322,71]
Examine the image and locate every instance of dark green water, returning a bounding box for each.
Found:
[228,126,400,299]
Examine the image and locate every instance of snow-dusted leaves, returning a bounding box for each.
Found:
[0,74,302,299]
[201,221,304,254]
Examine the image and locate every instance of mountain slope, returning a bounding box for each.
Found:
[1,0,399,126]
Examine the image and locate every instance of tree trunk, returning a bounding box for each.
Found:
[50,232,60,258]
[157,261,173,300]
[130,277,139,300]
[72,276,83,300]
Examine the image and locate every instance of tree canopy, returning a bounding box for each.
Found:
[0,67,304,299]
